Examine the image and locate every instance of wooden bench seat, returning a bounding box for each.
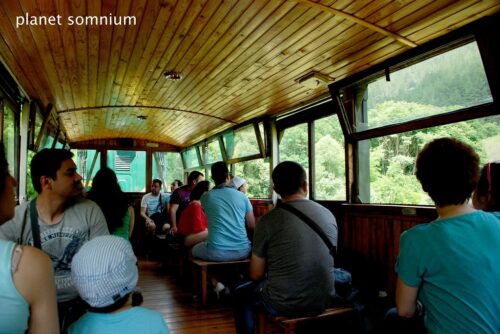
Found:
[190,258,250,306]
[258,306,355,334]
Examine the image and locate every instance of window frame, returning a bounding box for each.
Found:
[328,18,499,205]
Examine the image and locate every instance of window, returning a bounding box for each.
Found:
[224,125,261,159]
[314,114,346,200]
[279,123,308,170]
[72,149,101,189]
[182,147,200,169]
[41,134,54,149]
[359,115,500,205]
[152,152,184,191]
[203,139,222,165]
[233,158,270,199]
[2,103,16,176]
[107,150,146,192]
[357,41,492,131]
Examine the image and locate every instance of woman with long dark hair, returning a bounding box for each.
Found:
[87,167,134,239]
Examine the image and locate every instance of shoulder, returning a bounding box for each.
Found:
[131,307,164,320]
[142,193,152,200]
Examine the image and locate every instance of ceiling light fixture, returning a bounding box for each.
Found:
[296,71,333,89]
[164,70,182,81]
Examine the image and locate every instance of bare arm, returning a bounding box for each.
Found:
[184,230,208,248]
[169,204,179,231]
[140,207,154,232]
[249,253,266,281]
[15,246,59,334]
[245,210,255,230]
[128,206,135,238]
[396,277,419,318]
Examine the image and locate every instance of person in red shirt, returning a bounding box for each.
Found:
[177,181,210,247]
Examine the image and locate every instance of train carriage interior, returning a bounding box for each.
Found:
[0,0,499,333]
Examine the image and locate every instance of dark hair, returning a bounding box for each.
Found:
[416,138,479,207]
[0,144,7,194]
[172,179,183,187]
[152,179,162,186]
[30,149,74,193]
[210,162,228,185]
[475,162,500,211]
[87,293,131,313]
[87,167,129,233]
[190,181,210,201]
[272,161,306,197]
[187,171,203,184]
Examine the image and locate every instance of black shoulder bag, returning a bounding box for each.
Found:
[29,198,42,249]
[278,202,336,257]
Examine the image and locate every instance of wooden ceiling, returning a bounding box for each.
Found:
[0,0,498,147]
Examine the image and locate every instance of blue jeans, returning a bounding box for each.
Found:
[191,241,251,261]
[232,280,278,334]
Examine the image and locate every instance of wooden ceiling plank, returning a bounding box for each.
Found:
[35,0,75,111]
[187,9,359,113]
[192,0,438,116]
[159,0,292,109]
[404,1,500,44]
[150,0,274,107]
[125,0,189,107]
[0,32,46,104]
[110,0,156,106]
[0,1,60,108]
[102,0,134,106]
[69,0,88,110]
[87,0,101,107]
[95,0,116,107]
[144,0,221,107]
[225,38,400,124]
[133,0,193,106]
[148,1,249,107]
[294,0,417,47]
[54,0,83,109]
[188,0,420,113]
[119,0,177,105]
[181,1,368,113]
[134,0,210,108]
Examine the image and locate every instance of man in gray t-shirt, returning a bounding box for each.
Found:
[0,149,108,328]
[233,161,338,334]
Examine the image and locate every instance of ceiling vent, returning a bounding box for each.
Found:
[296,71,333,89]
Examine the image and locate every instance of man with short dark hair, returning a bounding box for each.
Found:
[141,179,170,235]
[169,171,204,234]
[0,148,109,329]
[233,161,338,334]
[192,161,255,261]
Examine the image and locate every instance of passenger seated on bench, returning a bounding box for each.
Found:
[87,167,135,240]
[69,235,170,334]
[141,179,170,236]
[192,161,255,262]
[395,138,500,334]
[177,180,210,248]
[473,162,500,212]
[169,171,205,235]
[233,161,338,334]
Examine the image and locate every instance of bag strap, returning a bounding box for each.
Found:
[29,198,42,249]
[278,202,336,258]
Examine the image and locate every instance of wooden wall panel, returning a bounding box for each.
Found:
[339,204,437,296]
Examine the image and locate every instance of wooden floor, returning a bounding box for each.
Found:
[137,258,237,334]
